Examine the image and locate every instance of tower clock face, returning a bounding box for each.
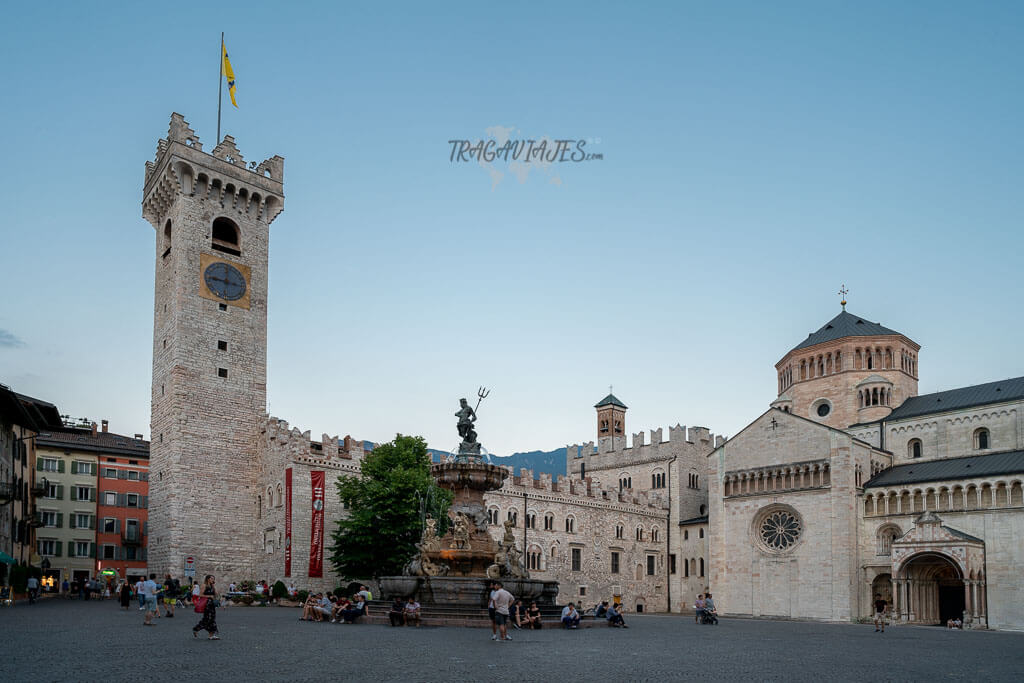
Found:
[203,262,247,301]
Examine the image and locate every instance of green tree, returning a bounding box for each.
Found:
[329,434,451,580]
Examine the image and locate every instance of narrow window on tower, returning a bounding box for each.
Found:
[211,217,241,256]
[217,368,228,378]
[217,340,228,351]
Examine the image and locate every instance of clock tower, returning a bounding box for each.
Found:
[141,113,284,578]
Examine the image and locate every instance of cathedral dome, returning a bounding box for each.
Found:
[789,311,903,354]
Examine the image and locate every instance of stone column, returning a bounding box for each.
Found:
[971,581,980,620]
[892,578,900,620]
[963,580,972,625]
[907,578,915,622]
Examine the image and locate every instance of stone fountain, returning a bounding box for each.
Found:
[379,390,558,608]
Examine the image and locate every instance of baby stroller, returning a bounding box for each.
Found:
[701,609,719,625]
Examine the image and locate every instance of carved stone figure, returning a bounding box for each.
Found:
[451,511,472,550]
[455,398,477,440]
[421,515,441,553]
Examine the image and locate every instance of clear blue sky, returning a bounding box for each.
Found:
[1,1,1022,455]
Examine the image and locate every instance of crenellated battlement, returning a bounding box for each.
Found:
[261,414,365,470]
[567,423,725,472]
[496,466,669,512]
[142,113,284,228]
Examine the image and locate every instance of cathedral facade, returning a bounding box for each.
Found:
[710,309,1024,630]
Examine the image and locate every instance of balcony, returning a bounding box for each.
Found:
[122,531,143,546]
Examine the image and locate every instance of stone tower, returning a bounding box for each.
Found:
[772,307,919,428]
[141,113,284,578]
[595,393,627,451]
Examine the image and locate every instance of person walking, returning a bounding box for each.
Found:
[163,575,178,618]
[142,573,160,626]
[487,581,499,641]
[695,594,705,624]
[492,581,514,641]
[135,577,145,610]
[26,575,39,604]
[61,578,70,599]
[192,575,220,640]
[119,581,132,610]
[873,593,888,633]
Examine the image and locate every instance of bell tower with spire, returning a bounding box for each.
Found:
[141,113,284,578]
[595,390,627,451]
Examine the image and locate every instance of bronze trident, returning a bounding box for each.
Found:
[474,386,490,413]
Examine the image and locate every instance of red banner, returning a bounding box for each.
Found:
[309,470,325,578]
[284,468,292,577]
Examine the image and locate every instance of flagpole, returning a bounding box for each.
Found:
[217,32,224,144]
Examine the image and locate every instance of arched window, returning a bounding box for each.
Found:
[699,558,705,577]
[690,558,697,575]
[699,504,707,516]
[211,216,241,255]
[635,526,644,541]
[684,559,689,577]
[974,428,990,450]
[876,524,901,556]
[615,524,624,539]
[908,439,922,459]
[526,513,536,529]
[699,528,705,539]
[544,513,554,531]
[488,508,499,525]
[257,495,262,519]
[651,527,660,542]
[276,484,283,507]
[565,516,575,533]
[527,546,542,571]
[162,220,172,256]
[507,509,517,526]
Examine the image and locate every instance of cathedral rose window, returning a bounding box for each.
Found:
[754,506,803,552]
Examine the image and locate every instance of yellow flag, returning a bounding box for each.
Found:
[222,42,238,107]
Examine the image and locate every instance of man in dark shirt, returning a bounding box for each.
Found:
[873,593,888,633]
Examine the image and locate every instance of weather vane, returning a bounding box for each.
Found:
[838,284,848,311]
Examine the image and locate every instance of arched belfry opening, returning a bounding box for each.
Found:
[211,216,241,256]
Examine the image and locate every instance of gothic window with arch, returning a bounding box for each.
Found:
[527,546,542,571]
[544,513,554,531]
[613,420,622,434]
[974,428,990,450]
[487,508,499,525]
[615,524,624,539]
[754,505,803,552]
[526,513,536,530]
[699,504,707,515]
[257,495,262,519]
[699,528,704,539]
[684,559,689,577]
[876,524,901,556]
[507,509,517,526]
[908,439,922,459]
[162,219,172,257]
[276,484,283,507]
[565,516,575,533]
[600,419,609,433]
[651,527,660,542]
[699,558,705,577]
[651,471,666,489]
[636,526,644,542]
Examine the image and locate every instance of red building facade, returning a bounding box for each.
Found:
[92,424,150,583]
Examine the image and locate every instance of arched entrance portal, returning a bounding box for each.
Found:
[870,573,893,608]
[898,552,963,625]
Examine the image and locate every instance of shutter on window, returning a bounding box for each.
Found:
[67,543,74,558]
[70,514,76,529]
[142,548,148,561]
[89,488,96,503]
[56,513,63,528]
[116,546,123,560]
[141,472,149,481]
[71,487,77,501]
[58,460,65,473]
[143,521,148,536]
[118,469,127,480]
[71,461,78,474]
[90,515,96,530]
[90,543,97,558]
[117,493,126,507]
[115,518,121,534]
[142,496,148,509]
[56,484,63,500]
[91,463,97,475]
[36,458,44,471]
[55,541,62,557]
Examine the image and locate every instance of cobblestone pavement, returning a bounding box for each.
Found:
[2,599,1023,682]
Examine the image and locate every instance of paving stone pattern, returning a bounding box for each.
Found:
[2,599,1022,681]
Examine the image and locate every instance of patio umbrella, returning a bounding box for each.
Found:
[0,550,15,564]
